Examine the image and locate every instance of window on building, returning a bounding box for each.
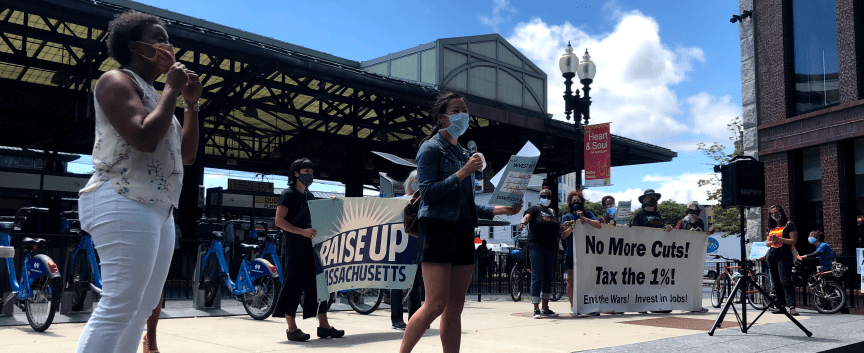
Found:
[511,225,518,238]
[794,147,823,248]
[853,139,864,247]
[489,226,494,239]
[791,0,840,115]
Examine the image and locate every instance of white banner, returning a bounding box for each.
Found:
[572,223,708,314]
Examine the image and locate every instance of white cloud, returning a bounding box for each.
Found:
[506,12,707,146]
[642,172,714,204]
[480,0,516,32]
[686,92,742,141]
[584,172,714,207]
[583,187,645,206]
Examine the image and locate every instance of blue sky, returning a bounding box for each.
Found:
[68,0,744,203]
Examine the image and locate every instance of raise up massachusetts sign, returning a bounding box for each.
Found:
[309,197,417,302]
[572,223,708,314]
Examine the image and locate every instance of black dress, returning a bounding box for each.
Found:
[272,185,329,319]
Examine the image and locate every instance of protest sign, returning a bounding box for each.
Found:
[489,142,540,206]
[572,223,707,314]
[584,123,611,187]
[750,242,769,259]
[858,248,863,291]
[615,201,631,224]
[309,197,418,302]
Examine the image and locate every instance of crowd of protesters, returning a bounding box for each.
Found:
[68,10,844,353]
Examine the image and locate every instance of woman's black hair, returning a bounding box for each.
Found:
[767,204,789,228]
[287,158,314,185]
[106,11,166,66]
[419,91,466,147]
[601,195,615,207]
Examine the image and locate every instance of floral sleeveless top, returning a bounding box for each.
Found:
[79,69,184,207]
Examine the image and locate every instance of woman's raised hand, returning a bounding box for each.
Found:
[164,62,189,94]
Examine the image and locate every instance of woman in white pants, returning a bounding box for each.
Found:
[75,10,201,353]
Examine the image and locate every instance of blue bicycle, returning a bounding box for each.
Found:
[60,211,103,311]
[1,208,62,332]
[196,219,279,320]
[249,224,282,285]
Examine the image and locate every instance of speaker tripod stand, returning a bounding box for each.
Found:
[707,207,812,337]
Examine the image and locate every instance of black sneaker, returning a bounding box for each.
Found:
[317,326,345,338]
[541,308,559,317]
[392,322,407,330]
[532,309,542,319]
[287,329,310,342]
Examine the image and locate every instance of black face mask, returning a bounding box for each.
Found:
[644,199,658,207]
[570,202,583,211]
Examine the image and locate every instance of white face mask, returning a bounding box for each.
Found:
[539,198,551,207]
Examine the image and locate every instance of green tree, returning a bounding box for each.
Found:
[697,116,744,235]
[658,200,687,227]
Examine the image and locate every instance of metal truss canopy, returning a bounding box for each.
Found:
[0,0,676,189]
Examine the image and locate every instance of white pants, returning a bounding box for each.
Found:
[75,183,175,353]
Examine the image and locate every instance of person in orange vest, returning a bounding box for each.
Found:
[764,205,799,316]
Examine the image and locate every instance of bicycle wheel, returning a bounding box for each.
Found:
[66,252,91,311]
[509,265,522,302]
[243,275,277,320]
[200,255,220,307]
[25,276,60,332]
[710,276,726,308]
[551,272,564,302]
[812,282,846,314]
[346,288,383,315]
[747,273,772,310]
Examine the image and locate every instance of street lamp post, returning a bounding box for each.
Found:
[559,42,596,190]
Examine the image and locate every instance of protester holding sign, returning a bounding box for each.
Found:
[675,202,715,235]
[399,92,522,353]
[629,190,672,231]
[629,189,672,313]
[518,187,565,318]
[797,230,836,271]
[559,190,602,313]
[765,205,799,316]
[599,195,617,226]
[272,158,345,342]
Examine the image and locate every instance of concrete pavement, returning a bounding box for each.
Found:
[2,295,863,352]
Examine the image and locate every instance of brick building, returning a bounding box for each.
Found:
[739,0,864,257]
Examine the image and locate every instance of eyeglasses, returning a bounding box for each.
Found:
[539,195,551,200]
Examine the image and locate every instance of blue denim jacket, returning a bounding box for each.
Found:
[416,133,494,224]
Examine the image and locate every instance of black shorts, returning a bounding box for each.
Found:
[564,256,574,270]
[418,218,475,266]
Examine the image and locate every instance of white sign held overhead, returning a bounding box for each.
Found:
[489,141,541,206]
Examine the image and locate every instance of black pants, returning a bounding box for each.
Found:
[272,233,329,319]
[391,266,423,324]
[766,249,796,308]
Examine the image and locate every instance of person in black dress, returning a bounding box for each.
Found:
[272,158,345,341]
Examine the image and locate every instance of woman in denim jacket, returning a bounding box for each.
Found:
[400,92,522,353]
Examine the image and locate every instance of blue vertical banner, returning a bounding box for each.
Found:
[309,197,418,302]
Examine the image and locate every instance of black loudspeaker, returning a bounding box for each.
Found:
[718,156,765,208]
